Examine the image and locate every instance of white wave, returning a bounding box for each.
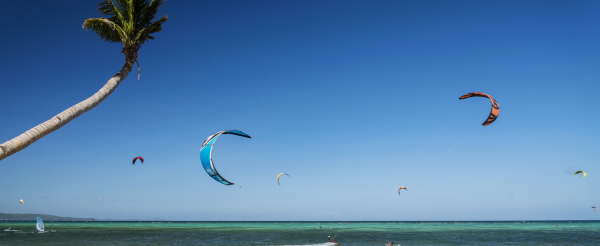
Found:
[273,243,338,246]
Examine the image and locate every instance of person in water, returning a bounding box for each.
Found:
[387,242,394,246]
[328,236,335,243]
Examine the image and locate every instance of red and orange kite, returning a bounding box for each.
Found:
[459,92,500,126]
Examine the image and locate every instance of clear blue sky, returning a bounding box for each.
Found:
[1,0,599,221]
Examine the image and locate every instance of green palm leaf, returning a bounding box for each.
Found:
[83,0,167,62]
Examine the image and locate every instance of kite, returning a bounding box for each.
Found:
[19,199,24,204]
[574,171,586,178]
[459,92,500,126]
[593,206,597,211]
[398,186,407,195]
[277,173,290,185]
[133,156,144,165]
[200,130,251,185]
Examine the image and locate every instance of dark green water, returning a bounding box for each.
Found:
[1,221,599,245]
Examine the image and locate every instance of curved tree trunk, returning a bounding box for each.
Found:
[0,61,133,161]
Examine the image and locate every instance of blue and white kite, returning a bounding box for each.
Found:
[200,130,251,185]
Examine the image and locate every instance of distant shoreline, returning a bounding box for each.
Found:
[2,220,599,223]
[0,213,98,222]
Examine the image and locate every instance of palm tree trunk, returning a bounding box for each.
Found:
[0,62,133,161]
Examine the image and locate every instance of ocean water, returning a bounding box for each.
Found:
[1,221,599,245]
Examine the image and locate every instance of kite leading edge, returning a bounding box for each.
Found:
[398,186,407,195]
[133,156,144,165]
[574,171,586,178]
[200,130,251,185]
[277,173,290,185]
[459,92,500,126]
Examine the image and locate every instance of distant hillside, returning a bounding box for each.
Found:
[0,213,98,221]
[100,217,167,221]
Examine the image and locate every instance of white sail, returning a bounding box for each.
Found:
[36,217,44,232]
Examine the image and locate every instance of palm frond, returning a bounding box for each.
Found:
[139,0,164,30]
[136,14,167,44]
[110,0,128,25]
[86,0,167,58]
[82,18,120,43]
[97,1,115,16]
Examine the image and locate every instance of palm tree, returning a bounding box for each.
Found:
[0,0,167,161]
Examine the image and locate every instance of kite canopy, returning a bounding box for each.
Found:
[459,92,500,126]
[574,171,587,178]
[593,206,597,211]
[277,173,290,185]
[19,199,24,204]
[200,130,251,185]
[133,156,144,165]
[398,186,407,195]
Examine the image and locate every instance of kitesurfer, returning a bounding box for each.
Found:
[328,236,335,243]
[387,242,394,246]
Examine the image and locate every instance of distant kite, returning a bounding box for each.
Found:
[574,171,586,178]
[19,199,24,204]
[593,206,597,211]
[200,130,252,185]
[133,156,144,165]
[277,173,290,185]
[398,186,408,195]
[459,92,500,126]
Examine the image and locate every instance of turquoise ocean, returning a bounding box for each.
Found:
[1,221,599,245]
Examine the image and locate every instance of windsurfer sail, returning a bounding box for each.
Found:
[36,217,44,232]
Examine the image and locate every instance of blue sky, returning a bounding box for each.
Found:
[1,0,599,221]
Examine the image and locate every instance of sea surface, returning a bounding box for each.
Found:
[1,221,599,245]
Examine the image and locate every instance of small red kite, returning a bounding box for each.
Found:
[133,156,144,165]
